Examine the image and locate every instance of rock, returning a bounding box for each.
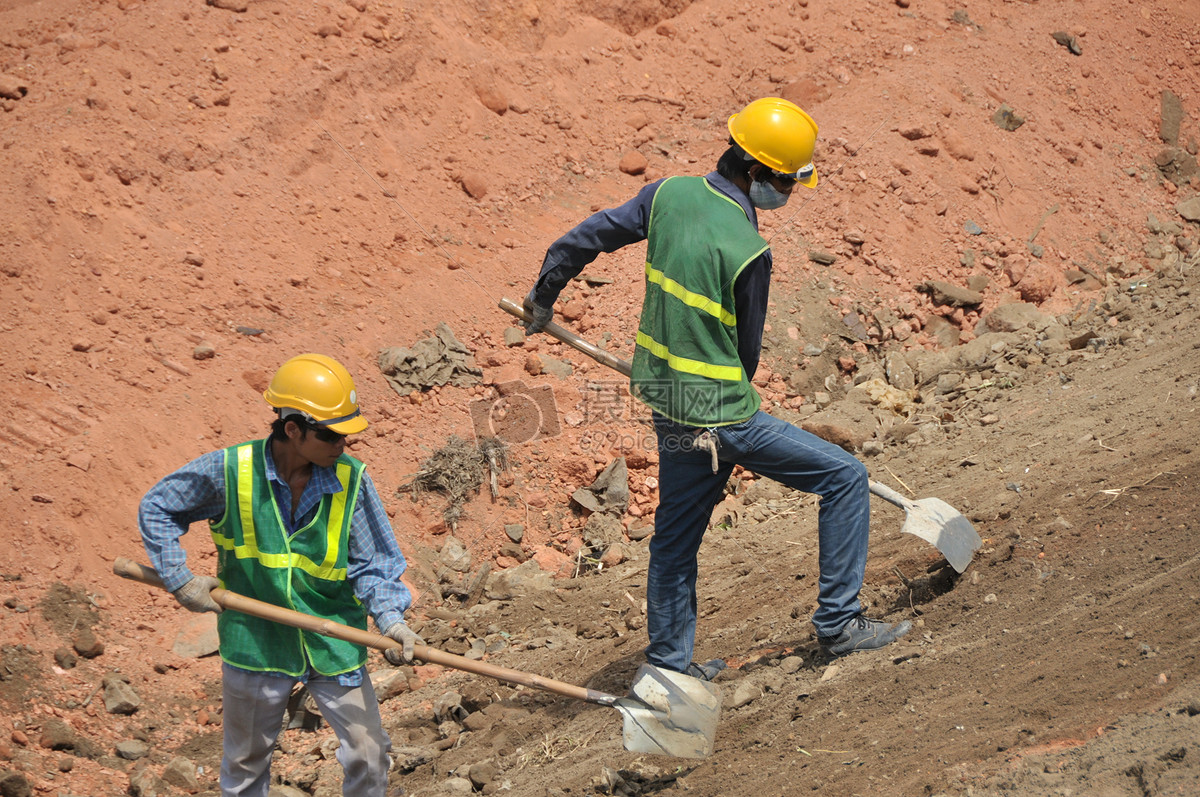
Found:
[599,543,630,568]
[925,315,961,348]
[523,353,543,376]
[172,613,219,658]
[758,670,786,693]
[443,777,474,795]
[391,745,437,773]
[1014,260,1063,304]
[977,303,1057,334]
[53,648,78,669]
[461,711,494,732]
[918,280,984,308]
[1160,89,1184,145]
[371,668,413,702]
[485,559,553,600]
[39,720,76,750]
[884,352,916,390]
[627,522,654,541]
[206,0,248,11]
[72,627,104,658]
[460,173,488,199]
[116,740,150,761]
[560,298,585,321]
[729,681,762,708]
[800,421,864,452]
[193,342,216,360]
[0,74,28,101]
[474,84,508,115]
[898,125,931,140]
[503,523,524,543]
[66,452,92,471]
[128,767,169,797]
[468,760,500,789]
[619,151,648,175]
[992,104,1025,131]
[503,327,525,347]
[1051,31,1082,55]
[779,656,803,674]
[161,757,198,790]
[439,536,472,572]
[539,354,573,379]
[0,773,32,797]
[1176,196,1200,222]
[103,678,141,715]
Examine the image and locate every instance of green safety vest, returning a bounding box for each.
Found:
[631,176,769,426]
[210,439,368,677]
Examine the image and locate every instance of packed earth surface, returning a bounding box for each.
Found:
[2,0,1200,795]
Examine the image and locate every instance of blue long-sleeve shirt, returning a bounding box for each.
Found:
[139,441,412,683]
[533,171,772,381]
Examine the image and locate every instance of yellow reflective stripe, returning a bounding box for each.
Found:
[321,462,352,574]
[211,538,348,580]
[236,445,257,553]
[211,444,349,581]
[644,262,737,327]
[636,331,744,381]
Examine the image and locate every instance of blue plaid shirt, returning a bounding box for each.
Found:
[139,439,412,685]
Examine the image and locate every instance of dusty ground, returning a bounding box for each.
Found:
[2,0,1200,795]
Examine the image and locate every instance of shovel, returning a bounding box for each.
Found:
[113,558,720,758]
[499,297,981,572]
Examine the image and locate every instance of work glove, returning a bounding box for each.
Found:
[383,621,425,665]
[172,576,223,614]
[522,290,553,335]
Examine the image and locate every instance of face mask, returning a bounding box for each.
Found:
[749,178,790,210]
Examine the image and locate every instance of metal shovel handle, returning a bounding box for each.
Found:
[499,297,632,377]
[501,297,906,501]
[112,558,620,706]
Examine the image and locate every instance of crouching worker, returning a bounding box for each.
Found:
[139,353,423,797]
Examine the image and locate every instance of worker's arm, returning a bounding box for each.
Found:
[732,253,772,381]
[530,179,664,310]
[346,470,413,633]
[138,450,227,593]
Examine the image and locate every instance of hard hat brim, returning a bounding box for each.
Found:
[797,170,818,189]
[324,414,368,435]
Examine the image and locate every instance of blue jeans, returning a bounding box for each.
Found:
[645,411,870,672]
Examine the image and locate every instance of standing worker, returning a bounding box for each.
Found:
[522,98,910,678]
[139,353,423,797]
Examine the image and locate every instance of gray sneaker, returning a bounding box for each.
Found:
[818,615,912,658]
[683,659,727,681]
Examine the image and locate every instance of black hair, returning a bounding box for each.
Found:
[717,140,756,182]
[270,415,310,442]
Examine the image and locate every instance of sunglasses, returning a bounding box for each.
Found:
[306,424,346,444]
[770,162,815,182]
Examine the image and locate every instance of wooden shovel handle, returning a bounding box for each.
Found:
[499,297,633,378]
[112,558,617,706]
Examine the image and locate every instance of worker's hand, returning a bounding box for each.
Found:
[523,290,553,335]
[171,576,223,614]
[383,621,425,665]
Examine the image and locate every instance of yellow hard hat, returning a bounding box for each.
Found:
[263,353,368,434]
[727,97,819,188]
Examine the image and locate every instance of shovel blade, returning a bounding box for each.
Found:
[615,664,721,758]
[901,498,982,573]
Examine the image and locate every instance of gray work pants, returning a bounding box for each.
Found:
[220,664,392,797]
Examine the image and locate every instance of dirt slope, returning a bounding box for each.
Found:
[2,0,1200,795]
